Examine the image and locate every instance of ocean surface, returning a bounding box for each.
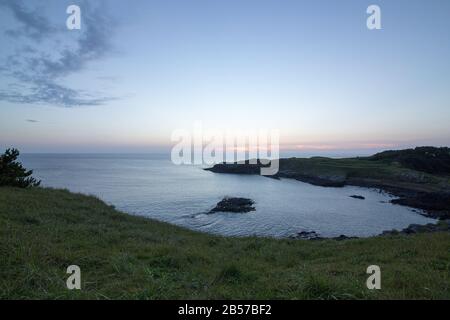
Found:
[20,153,435,238]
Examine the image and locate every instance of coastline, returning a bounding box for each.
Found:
[205,156,450,220]
[1,186,449,299]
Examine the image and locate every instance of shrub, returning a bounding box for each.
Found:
[0,148,41,188]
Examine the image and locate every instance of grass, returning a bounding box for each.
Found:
[279,157,450,192]
[0,186,449,299]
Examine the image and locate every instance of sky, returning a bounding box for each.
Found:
[0,0,449,155]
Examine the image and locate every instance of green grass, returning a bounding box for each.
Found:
[0,187,449,299]
[279,157,450,192]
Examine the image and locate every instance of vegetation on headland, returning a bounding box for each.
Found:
[206,147,450,219]
[365,147,450,175]
[1,186,449,300]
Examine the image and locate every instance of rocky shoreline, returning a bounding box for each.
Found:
[288,231,358,241]
[288,220,450,241]
[205,161,450,220]
[205,195,450,241]
[205,149,450,239]
[381,220,450,236]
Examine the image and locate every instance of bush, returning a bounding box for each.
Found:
[0,148,41,188]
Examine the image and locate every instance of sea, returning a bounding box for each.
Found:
[20,153,435,238]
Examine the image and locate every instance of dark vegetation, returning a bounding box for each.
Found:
[0,148,40,188]
[365,147,450,175]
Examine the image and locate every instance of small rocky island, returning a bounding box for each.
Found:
[209,197,255,213]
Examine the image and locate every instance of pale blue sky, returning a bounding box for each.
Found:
[0,0,449,154]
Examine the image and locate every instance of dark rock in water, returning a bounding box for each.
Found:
[289,231,322,240]
[350,195,365,200]
[209,197,255,213]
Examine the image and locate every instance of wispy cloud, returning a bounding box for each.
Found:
[1,82,116,107]
[0,0,118,107]
[0,0,56,41]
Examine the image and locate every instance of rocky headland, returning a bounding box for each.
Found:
[205,147,450,220]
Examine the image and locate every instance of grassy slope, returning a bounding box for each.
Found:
[279,157,450,193]
[0,187,449,300]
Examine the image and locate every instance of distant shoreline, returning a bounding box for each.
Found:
[205,147,450,220]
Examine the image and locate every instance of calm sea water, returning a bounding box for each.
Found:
[20,154,435,238]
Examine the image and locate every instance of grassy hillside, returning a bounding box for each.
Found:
[1,187,449,299]
[209,149,450,194]
[278,156,450,192]
[365,147,450,175]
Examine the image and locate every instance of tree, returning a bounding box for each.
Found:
[0,148,41,188]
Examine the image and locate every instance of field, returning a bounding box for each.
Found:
[1,187,449,299]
